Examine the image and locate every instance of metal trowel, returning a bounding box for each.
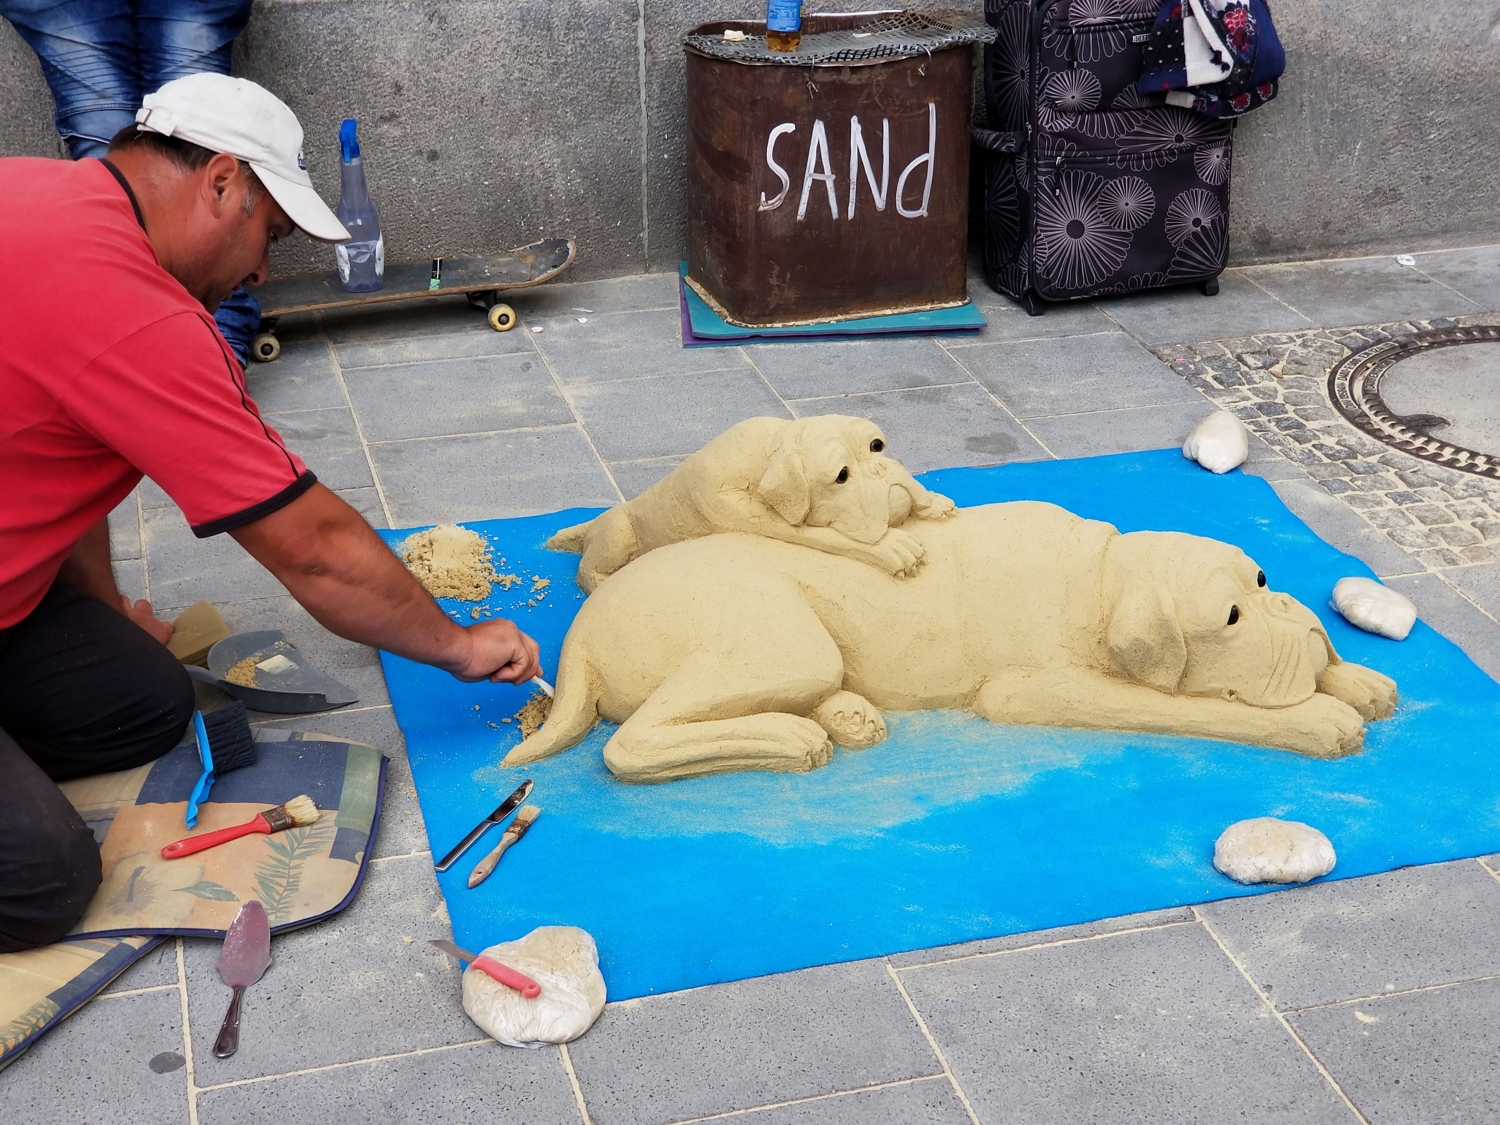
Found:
[214,900,272,1058]
[185,629,358,714]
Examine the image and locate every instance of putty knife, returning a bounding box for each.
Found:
[214,900,272,1058]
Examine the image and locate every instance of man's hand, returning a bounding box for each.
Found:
[231,484,543,683]
[122,596,175,645]
[451,619,543,684]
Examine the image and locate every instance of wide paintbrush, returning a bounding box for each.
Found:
[161,795,320,859]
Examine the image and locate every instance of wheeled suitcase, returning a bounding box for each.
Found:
[974,0,1233,314]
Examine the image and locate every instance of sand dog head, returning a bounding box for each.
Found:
[755,415,909,545]
[1102,532,1331,707]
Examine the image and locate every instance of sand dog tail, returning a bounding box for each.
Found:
[503,639,598,765]
[544,520,594,554]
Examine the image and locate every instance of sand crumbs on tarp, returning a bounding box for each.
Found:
[401,524,499,601]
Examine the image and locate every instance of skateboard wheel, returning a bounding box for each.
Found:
[250,333,281,362]
[487,303,517,332]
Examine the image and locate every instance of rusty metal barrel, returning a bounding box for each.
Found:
[683,12,993,327]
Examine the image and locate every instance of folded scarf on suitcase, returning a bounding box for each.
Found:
[1139,0,1285,119]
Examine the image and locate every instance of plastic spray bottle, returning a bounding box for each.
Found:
[334,118,384,293]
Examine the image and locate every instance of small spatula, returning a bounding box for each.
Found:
[214,900,272,1058]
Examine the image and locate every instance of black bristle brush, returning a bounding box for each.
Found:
[201,701,258,773]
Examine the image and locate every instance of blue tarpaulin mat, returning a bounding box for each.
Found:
[377,450,1500,1000]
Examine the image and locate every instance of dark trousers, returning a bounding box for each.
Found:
[0,583,193,952]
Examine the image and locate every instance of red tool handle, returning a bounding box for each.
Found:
[161,815,270,859]
[472,955,542,998]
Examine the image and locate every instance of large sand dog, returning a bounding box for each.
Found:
[508,502,1398,783]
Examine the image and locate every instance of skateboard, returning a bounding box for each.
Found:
[248,237,576,362]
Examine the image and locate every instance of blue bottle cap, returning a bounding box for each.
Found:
[339,118,360,163]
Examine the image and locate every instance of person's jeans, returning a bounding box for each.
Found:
[2,0,262,364]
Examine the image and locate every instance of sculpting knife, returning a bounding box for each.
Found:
[530,677,554,698]
[434,779,533,872]
[428,938,541,997]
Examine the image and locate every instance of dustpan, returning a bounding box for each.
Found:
[185,630,358,714]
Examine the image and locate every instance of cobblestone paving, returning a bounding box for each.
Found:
[1155,315,1500,572]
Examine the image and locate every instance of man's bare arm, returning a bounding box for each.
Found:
[59,515,173,643]
[230,483,541,683]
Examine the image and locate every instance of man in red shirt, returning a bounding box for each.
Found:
[0,74,542,951]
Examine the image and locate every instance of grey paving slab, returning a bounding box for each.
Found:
[337,485,390,529]
[967,287,1121,340]
[506,271,682,319]
[0,989,189,1123]
[789,383,1047,474]
[139,474,173,510]
[1095,269,1316,346]
[1268,477,1426,579]
[607,456,686,500]
[213,594,391,714]
[530,308,747,386]
[1023,400,1213,460]
[180,853,477,1081]
[952,330,1203,418]
[1196,860,1500,1010]
[264,407,375,492]
[567,960,936,1125]
[1242,257,1484,329]
[1433,561,1500,620]
[728,1077,970,1124]
[901,922,1351,1125]
[1410,244,1500,312]
[114,556,147,603]
[569,368,790,462]
[242,338,348,414]
[195,1041,582,1125]
[319,294,493,345]
[142,506,289,613]
[370,427,619,526]
[344,353,573,442]
[1241,431,1315,483]
[255,704,428,859]
[746,338,969,400]
[108,491,141,560]
[333,319,535,369]
[97,938,180,995]
[887,907,1195,968]
[1383,572,1500,683]
[1287,978,1500,1125]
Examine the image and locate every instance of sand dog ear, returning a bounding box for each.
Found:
[757,448,811,525]
[1106,586,1187,693]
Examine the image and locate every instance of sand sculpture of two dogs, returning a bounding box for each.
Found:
[518,415,1397,783]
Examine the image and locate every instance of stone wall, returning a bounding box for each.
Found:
[2,1,1496,280]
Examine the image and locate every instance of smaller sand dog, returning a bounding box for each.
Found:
[548,415,955,592]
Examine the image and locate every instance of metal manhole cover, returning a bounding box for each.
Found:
[1328,324,1500,480]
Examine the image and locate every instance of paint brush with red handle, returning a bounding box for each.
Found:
[161,795,321,859]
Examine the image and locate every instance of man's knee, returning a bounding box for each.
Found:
[0,809,101,953]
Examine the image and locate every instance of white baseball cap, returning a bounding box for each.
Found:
[135,73,351,242]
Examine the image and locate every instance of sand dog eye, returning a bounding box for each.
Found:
[1227,605,1240,625]
[835,467,849,484]
[870,438,884,453]
[1256,570,1266,587]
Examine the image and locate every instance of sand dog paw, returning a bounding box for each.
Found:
[1282,693,1366,759]
[811,690,887,749]
[869,528,925,576]
[1317,662,1397,722]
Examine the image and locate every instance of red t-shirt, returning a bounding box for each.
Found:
[0,157,313,629]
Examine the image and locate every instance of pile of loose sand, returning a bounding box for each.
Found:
[515,691,552,738]
[401,524,499,601]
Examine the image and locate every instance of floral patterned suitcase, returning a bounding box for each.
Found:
[974,0,1233,313]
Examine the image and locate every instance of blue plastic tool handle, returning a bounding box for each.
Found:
[184,710,215,829]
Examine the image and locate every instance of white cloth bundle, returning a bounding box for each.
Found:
[1182,409,1250,474]
[1214,818,1336,885]
[1330,577,1417,641]
[462,926,607,1048]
